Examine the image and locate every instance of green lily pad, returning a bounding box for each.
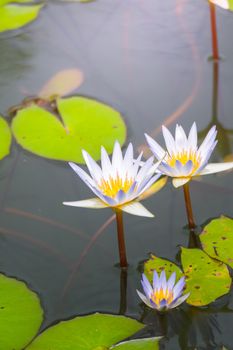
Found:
[0,117,11,160]
[181,248,231,306]
[26,313,144,350]
[111,337,161,350]
[0,273,43,350]
[11,97,126,163]
[144,254,183,282]
[200,216,233,268]
[0,3,43,33]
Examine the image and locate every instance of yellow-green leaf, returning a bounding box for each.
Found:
[0,3,43,33]
[11,97,127,163]
[200,216,233,268]
[181,248,231,306]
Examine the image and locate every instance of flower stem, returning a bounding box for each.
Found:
[183,183,196,230]
[209,2,219,61]
[115,210,128,268]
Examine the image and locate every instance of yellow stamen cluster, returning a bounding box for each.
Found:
[167,150,201,174]
[99,174,134,198]
[151,288,174,306]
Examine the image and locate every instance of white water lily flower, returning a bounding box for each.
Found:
[145,123,233,188]
[63,141,162,217]
[137,271,190,311]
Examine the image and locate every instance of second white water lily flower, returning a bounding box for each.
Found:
[63,141,162,217]
[145,123,233,188]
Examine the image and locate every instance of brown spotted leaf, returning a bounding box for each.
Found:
[200,216,233,268]
[181,248,231,306]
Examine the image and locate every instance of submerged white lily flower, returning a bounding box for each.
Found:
[145,123,233,188]
[63,141,162,217]
[137,271,190,311]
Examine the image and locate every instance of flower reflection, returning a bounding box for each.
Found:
[137,271,190,311]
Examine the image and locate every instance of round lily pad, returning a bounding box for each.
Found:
[144,254,183,282]
[181,248,231,306]
[0,3,43,33]
[200,216,233,268]
[11,97,127,163]
[26,313,144,350]
[0,117,11,160]
[0,273,43,350]
[111,337,161,350]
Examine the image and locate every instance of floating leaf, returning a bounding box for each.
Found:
[26,313,144,350]
[0,3,43,33]
[200,216,233,268]
[0,273,43,350]
[0,116,11,160]
[181,248,231,306]
[11,97,126,163]
[39,69,84,100]
[144,254,183,282]
[111,337,161,350]
[138,176,168,201]
[210,0,233,10]
[0,0,32,5]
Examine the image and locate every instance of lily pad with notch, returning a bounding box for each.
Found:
[11,96,127,163]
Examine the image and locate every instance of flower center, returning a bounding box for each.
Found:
[167,150,201,174]
[99,174,134,198]
[151,288,174,306]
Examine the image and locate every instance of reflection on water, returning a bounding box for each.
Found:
[0,0,232,348]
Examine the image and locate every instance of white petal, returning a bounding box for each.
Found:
[162,125,176,155]
[197,125,217,157]
[169,293,190,309]
[145,133,166,159]
[82,150,103,183]
[131,152,143,178]
[172,177,191,188]
[123,143,133,168]
[167,272,176,290]
[120,202,154,217]
[69,162,95,186]
[175,125,188,152]
[63,198,107,208]
[136,290,153,308]
[112,141,123,170]
[137,173,161,197]
[198,162,233,175]
[136,156,154,183]
[188,122,197,149]
[101,146,113,178]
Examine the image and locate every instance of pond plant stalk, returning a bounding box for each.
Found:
[115,209,128,268]
[209,1,219,61]
[183,183,196,230]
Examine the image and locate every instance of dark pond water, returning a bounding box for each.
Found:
[0,0,233,348]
